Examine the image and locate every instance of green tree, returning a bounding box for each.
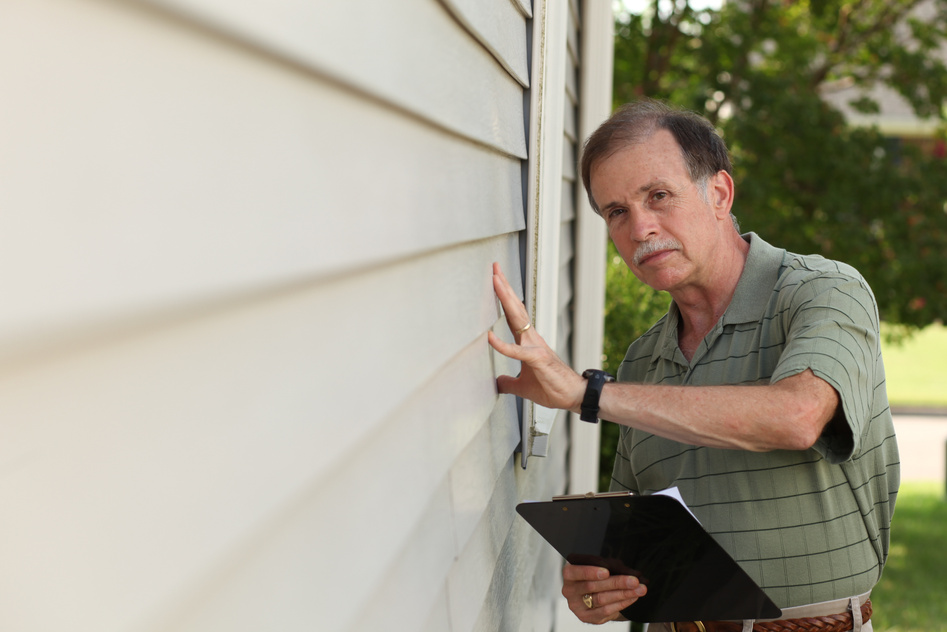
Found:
[600,0,947,487]
[611,0,947,329]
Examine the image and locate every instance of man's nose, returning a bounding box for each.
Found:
[626,209,660,243]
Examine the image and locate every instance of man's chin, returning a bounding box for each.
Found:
[634,269,685,293]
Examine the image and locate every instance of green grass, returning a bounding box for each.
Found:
[881,323,947,408]
[871,481,947,631]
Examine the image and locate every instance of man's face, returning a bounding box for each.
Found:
[589,129,727,294]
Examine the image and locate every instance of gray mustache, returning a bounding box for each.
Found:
[633,238,682,266]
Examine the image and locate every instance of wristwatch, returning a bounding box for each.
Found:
[580,369,615,423]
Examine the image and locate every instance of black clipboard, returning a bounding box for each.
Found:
[516,492,782,623]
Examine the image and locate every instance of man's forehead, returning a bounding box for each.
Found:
[592,130,687,184]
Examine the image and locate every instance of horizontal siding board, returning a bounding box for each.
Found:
[558,213,575,360]
[559,278,574,321]
[565,25,579,105]
[0,236,520,632]
[450,397,521,555]
[559,337,574,369]
[0,0,524,359]
[519,496,567,631]
[511,0,533,18]
[473,523,547,632]
[566,9,580,91]
[562,132,578,181]
[441,0,530,87]
[558,319,574,365]
[145,337,505,632]
[423,588,453,632]
[558,302,574,360]
[565,49,579,107]
[473,418,569,632]
[559,221,576,269]
[559,271,575,316]
[295,236,521,485]
[140,0,528,157]
[518,530,564,632]
[564,92,578,142]
[520,539,562,632]
[349,482,457,631]
[449,417,568,632]
[569,35,580,72]
[167,486,457,632]
[561,180,577,222]
[447,460,520,632]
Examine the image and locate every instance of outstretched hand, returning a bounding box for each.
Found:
[487,263,586,412]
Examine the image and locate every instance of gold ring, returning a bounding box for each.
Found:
[514,322,531,335]
[582,593,593,609]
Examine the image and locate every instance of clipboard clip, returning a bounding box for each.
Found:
[552,491,636,501]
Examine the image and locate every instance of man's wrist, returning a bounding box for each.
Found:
[580,369,615,423]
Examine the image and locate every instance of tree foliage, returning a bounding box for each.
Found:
[611,0,947,330]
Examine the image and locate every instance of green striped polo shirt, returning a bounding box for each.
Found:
[610,233,900,608]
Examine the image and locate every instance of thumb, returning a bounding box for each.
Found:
[496,374,520,395]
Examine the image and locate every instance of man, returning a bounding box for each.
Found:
[488,100,899,631]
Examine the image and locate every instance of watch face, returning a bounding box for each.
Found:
[582,369,615,381]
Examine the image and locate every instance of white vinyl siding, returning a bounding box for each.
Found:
[0,1,611,631]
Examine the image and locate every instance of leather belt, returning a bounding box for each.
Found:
[669,598,872,632]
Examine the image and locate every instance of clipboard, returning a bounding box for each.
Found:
[516,492,782,623]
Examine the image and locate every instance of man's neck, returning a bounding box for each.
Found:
[673,233,750,361]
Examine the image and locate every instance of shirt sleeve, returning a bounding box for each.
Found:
[770,266,882,464]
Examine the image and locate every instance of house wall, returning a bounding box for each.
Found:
[0,1,611,630]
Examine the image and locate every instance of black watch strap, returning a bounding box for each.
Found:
[580,369,615,423]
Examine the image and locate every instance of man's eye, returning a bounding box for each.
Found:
[608,208,625,220]
[652,191,667,201]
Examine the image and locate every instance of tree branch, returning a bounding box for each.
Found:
[642,0,693,95]
[810,0,927,87]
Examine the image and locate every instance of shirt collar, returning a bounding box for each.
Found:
[721,232,785,325]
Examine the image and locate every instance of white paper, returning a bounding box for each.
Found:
[653,486,700,524]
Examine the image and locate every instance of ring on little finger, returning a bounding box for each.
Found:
[582,593,593,609]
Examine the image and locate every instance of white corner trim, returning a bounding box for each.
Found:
[565,0,614,490]
[522,0,570,465]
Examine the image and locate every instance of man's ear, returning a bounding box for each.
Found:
[710,170,735,218]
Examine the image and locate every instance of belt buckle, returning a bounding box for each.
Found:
[669,623,707,632]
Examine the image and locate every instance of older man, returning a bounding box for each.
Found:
[489,100,898,631]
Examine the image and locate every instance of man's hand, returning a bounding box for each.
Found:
[487,263,586,411]
[562,565,647,624]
